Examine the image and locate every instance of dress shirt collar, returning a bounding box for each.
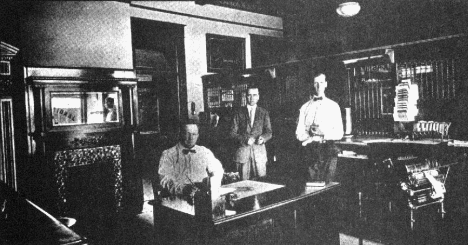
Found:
[178,143,198,153]
[182,149,196,154]
[312,95,326,101]
[247,104,257,111]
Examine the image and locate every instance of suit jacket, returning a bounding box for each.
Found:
[230,106,272,164]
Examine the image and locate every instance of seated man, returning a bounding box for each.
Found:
[158,120,224,200]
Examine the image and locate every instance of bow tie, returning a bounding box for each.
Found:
[313,97,323,101]
[182,149,196,154]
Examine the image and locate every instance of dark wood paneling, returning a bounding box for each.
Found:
[23,67,143,218]
[250,34,285,68]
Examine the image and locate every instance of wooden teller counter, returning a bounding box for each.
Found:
[153,178,340,244]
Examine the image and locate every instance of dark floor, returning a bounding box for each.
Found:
[74,173,468,245]
[72,178,155,245]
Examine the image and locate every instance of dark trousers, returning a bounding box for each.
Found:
[301,141,339,183]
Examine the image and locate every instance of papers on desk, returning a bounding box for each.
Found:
[339,151,368,159]
[341,150,357,156]
[221,180,284,200]
[448,140,468,147]
[218,187,236,196]
[306,181,325,187]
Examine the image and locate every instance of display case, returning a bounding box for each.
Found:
[201,73,251,127]
[23,67,143,220]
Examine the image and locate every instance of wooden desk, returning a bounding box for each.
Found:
[153,180,340,244]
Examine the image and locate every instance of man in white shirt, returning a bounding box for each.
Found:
[158,121,224,199]
[295,72,343,183]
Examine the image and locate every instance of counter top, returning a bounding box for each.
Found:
[154,178,341,244]
[337,136,458,146]
[214,181,339,225]
[157,179,340,225]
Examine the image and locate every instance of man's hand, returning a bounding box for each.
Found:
[256,136,265,145]
[182,184,198,197]
[309,125,324,136]
[302,138,313,146]
[247,137,255,146]
[182,184,199,205]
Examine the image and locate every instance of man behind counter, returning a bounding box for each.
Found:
[158,120,224,199]
[230,86,272,180]
[296,72,343,184]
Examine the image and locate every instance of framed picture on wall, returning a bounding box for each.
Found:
[206,34,245,72]
[250,34,285,68]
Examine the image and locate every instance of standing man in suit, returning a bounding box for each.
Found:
[230,86,272,180]
[296,72,343,184]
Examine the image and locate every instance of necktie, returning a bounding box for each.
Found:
[182,149,196,154]
[249,108,254,127]
[313,97,323,101]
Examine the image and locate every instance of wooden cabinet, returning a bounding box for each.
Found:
[23,67,143,220]
[201,73,250,126]
[200,73,251,171]
[0,97,16,190]
[1,41,19,190]
[345,54,396,136]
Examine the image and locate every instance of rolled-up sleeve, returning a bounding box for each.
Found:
[323,103,344,141]
[296,104,310,142]
[158,149,184,195]
[205,149,224,187]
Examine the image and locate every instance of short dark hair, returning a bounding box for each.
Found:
[247,86,260,93]
[105,97,115,104]
[179,118,199,141]
[313,72,326,79]
[179,118,199,130]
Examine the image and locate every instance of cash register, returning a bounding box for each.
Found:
[395,157,453,230]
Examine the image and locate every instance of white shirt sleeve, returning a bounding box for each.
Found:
[295,103,311,142]
[322,102,344,140]
[158,149,185,195]
[204,148,224,190]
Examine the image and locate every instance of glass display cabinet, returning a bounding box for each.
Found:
[23,67,143,221]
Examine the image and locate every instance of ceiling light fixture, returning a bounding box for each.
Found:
[336,2,361,17]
